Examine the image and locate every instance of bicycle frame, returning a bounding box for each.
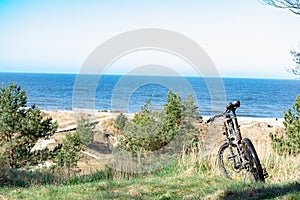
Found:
[222,108,253,171]
[223,108,241,144]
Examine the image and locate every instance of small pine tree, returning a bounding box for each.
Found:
[182,94,201,122]
[0,83,57,169]
[115,113,128,131]
[270,94,300,155]
[132,99,152,127]
[117,90,201,153]
[51,116,89,174]
[76,115,95,146]
[54,132,82,174]
[164,90,182,127]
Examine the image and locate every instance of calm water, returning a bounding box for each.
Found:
[0,72,299,118]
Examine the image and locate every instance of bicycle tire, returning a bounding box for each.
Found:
[218,140,265,182]
[218,142,242,181]
[242,138,265,182]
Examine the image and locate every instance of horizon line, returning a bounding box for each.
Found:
[0,71,297,80]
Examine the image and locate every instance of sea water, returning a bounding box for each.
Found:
[0,72,299,118]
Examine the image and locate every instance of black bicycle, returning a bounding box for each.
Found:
[206,100,268,182]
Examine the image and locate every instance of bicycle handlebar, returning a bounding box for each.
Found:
[205,113,225,124]
[206,100,240,124]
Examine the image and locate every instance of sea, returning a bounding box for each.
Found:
[0,72,299,118]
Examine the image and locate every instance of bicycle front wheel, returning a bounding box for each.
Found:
[218,142,244,181]
[218,140,265,182]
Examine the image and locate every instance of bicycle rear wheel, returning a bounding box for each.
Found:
[242,138,265,182]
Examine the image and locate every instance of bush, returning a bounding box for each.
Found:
[52,132,82,174]
[0,82,58,169]
[115,91,201,153]
[182,94,201,122]
[76,115,95,146]
[114,112,128,131]
[270,95,300,155]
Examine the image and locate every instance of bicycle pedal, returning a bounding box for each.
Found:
[263,168,269,179]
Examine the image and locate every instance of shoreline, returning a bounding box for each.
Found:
[44,109,285,119]
[43,109,285,120]
[42,110,285,128]
[44,109,284,119]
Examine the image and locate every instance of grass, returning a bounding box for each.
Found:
[0,152,299,200]
[0,143,299,199]
[0,172,299,200]
[0,123,299,199]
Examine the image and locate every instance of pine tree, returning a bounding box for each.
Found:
[0,83,58,168]
[76,115,95,146]
[182,94,201,123]
[116,91,201,153]
[54,132,82,174]
[270,94,300,155]
[163,90,182,131]
[114,112,128,131]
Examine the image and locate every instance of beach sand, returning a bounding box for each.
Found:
[44,110,284,130]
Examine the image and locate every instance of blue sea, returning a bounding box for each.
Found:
[0,72,299,118]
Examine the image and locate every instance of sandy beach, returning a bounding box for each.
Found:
[42,110,285,133]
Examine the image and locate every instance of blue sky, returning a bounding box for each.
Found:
[0,0,299,78]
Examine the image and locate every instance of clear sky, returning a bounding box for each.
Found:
[0,0,299,79]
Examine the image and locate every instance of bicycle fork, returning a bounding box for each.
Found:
[227,145,241,169]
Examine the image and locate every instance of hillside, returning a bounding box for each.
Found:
[0,110,298,199]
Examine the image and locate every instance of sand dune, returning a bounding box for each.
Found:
[40,110,285,174]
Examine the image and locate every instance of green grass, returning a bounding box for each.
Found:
[0,154,299,199]
[0,148,299,199]
[0,172,299,200]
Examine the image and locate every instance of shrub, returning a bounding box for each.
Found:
[115,112,128,131]
[0,83,58,169]
[52,115,96,174]
[115,91,201,153]
[76,114,95,146]
[53,132,82,174]
[132,99,153,127]
[270,94,300,155]
[182,94,201,122]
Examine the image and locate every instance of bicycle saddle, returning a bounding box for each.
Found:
[226,100,240,111]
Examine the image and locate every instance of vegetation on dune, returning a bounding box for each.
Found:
[114,112,127,131]
[51,114,96,175]
[52,132,82,175]
[0,83,96,186]
[0,83,58,170]
[76,115,95,147]
[115,91,200,154]
[270,94,300,155]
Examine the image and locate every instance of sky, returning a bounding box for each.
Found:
[0,0,300,79]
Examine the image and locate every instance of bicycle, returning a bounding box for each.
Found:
[206,100,268,182]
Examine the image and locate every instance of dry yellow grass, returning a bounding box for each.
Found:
[178,119,299,183]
